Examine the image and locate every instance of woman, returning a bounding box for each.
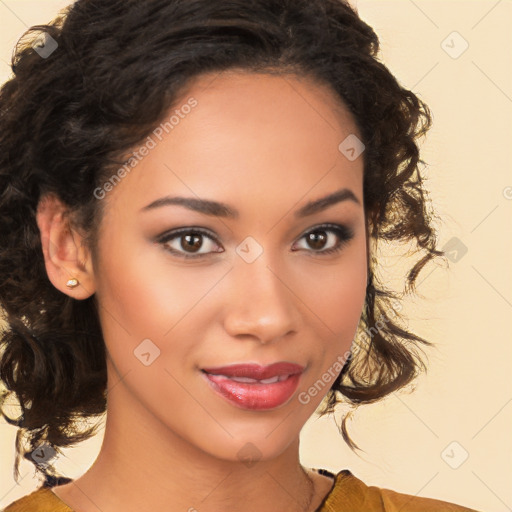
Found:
[0,0,482,511]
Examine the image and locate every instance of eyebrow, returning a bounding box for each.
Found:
[140,188,361,219]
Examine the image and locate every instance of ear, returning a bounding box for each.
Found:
[36,193,96,299]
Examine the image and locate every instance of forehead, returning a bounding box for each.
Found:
[102,71,363,218]
[180,69,358,140]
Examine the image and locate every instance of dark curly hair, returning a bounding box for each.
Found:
[0,0,444,487]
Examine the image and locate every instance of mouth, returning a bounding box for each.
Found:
[205,374,290,384]
[201,362,305,379]
[200,362,305,410]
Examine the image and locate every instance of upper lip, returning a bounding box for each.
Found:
[201,362,305,380]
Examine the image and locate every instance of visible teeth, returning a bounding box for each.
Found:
[221,374,290,384]
[228,376,259,383]
[259,376,280,384]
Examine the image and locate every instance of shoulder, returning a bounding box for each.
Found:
[318,469,482,512]
[2,487,73,512]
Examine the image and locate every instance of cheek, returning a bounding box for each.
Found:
[296,242,367,342]
[91,229,173,367]
[92,229,233,376]
[95,227,209,332]
[94,222,367,366]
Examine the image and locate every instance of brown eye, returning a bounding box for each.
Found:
[305,231,329,250]
[181,233,203,253]
[157,228,223,259]
[292,224,354,255]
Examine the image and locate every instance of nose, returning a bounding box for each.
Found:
[222,255,300,345]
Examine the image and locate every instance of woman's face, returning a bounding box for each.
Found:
[91,71,367,462]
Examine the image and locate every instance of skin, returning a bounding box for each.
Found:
[36,70,368,512]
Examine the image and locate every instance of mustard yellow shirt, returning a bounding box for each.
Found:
[2,469,481,511]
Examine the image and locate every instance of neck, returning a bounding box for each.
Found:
[54,363,320,512]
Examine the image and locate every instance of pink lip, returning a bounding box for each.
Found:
[201,362,304,379]
[201,362,305,410]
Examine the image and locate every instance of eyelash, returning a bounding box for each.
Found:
[156,223,354,260]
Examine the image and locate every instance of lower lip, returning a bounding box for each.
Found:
[202,372,302,410]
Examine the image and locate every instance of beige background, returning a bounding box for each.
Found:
[0,1,510,511]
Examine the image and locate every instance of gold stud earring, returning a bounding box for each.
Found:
[66,278,79,289]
